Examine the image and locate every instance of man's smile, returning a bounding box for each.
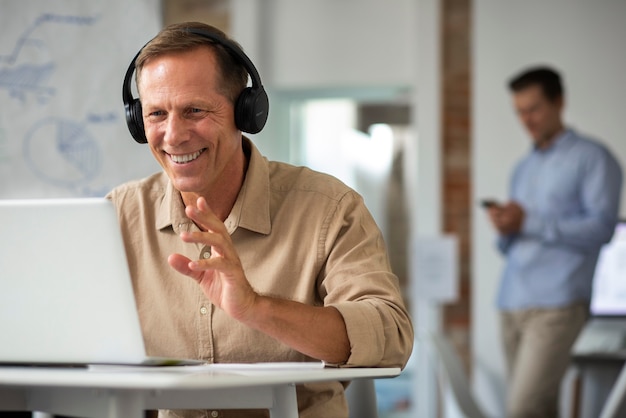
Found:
[169,149,206,164]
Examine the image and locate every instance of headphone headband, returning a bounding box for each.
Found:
[183,28,264,92]
[122,27,269,144]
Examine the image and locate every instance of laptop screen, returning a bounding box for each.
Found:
[589,221,626,317]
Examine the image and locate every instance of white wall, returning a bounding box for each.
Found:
[235,0,416,89]
[472,1,626,415]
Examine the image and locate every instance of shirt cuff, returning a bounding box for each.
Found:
[522,210,544,238]
[523,210,561,242]
[329,301,386,367]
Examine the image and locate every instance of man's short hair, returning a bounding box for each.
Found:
[508,66,563,102]
[135,22,249,105]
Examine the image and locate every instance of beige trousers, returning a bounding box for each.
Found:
[501,303,588,418]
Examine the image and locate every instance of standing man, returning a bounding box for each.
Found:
[485,66,622,418]
[109,22,413,418]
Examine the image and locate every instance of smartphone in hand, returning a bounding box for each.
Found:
[480,199,499,209]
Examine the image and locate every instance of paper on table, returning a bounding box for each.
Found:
[207,362,326,370]
[88,361,326,373]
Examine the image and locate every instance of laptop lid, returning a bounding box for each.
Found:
[0,198,152,365]
[589,220,626,318]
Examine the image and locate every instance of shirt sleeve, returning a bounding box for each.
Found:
[320,191,414,369]
[496,234,518,254]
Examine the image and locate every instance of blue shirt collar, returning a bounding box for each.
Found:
[533,128,572,153]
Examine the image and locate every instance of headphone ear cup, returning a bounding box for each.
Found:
[125,99,147,144]
[234,86,269,134]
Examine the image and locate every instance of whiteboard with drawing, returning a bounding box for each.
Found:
[0,0,162,198]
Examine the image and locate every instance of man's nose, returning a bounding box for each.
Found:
[163,114,190,145]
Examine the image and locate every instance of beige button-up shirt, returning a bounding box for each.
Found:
[107,138,413,418]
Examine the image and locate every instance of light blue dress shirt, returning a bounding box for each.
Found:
[496,128,623,311]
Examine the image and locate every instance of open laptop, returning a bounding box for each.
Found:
[572,220,626,356]
[0,198,203,366]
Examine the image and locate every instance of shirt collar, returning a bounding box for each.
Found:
[155,177,188,233]
[534,128,572,153]
[236,137,271,235]
[154,137,271,235]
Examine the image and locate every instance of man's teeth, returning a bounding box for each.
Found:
[171,150,202,163]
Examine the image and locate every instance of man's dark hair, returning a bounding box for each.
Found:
[508,66,563,102]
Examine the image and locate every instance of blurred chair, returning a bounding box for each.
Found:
[346,378,379,418]
[431,332,489,418]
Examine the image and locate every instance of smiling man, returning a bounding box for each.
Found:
[484,66,622,418]
[108,22,413,418]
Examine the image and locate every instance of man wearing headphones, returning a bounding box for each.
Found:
[108,22,413,418]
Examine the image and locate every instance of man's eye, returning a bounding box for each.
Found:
[183,108,206,118]
[149,110,164,117]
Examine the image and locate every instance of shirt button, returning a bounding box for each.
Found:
[200,306,208,315]
[202,251,211,259]
[210,411,219,417]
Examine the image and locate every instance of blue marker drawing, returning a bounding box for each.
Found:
[0,12,99,103]
[0,62,55,104]
[1,11,108,195]
[23,117,102,190]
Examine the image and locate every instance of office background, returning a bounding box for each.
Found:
[2,0,625,417]
[473,2,626,415]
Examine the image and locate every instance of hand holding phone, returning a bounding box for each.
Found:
[480,199,499,209]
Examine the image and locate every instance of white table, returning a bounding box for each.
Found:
[0,363,400,418]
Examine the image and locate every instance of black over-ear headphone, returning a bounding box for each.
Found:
[122,27,269,144]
